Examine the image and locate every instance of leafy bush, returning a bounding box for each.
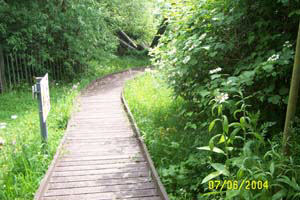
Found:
[148,0,300,199]
[199,92,300,199]
[151,0,300,128]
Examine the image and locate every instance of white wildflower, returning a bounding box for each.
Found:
[11,115,18,120]
[72,85,78,90]
[0,123,7,129]
[72,82,80,90]
[283,41,292,48]
[267,54,280,62]
[216,93,229,103]
[0,137,5,147]
[209,67,222,74]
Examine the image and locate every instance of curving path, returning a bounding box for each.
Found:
[34,69,168,200]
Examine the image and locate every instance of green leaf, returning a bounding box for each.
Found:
[229,127,241,144]
[199,90,210,97]
[191,123,197,130]
[209,119,219,132]
[237,169,244,179]
[223,115,229,134]
[277,176,300,191]
[268,95,281,105]
[241,190,252,200]
[197,146,226,155]
[211,74,221,80]
[249,132,265,144]
[225,190,240,200]
[233,109,242,119]
[218,135,225,144]
[272,189,287,200]
[218,105,222,116]
[270,161,275,175]
[263,64,274,72]
[201,171,222,184]
[209,134,222,150]
[209,51,218,57]
[211,163,229,176]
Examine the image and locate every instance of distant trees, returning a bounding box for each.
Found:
[0,0,156,85]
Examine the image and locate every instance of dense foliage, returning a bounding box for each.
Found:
[0,0,156,75]
[149,0,300,199]
[152,0,300,125]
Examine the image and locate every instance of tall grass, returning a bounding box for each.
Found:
[124,72,211,200]
[0,55,149,200]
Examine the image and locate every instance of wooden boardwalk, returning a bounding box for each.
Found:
[35,69,168,200]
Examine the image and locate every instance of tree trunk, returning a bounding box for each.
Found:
[118,30,138,49]
[150,18,168,48]
[283,21,300,155]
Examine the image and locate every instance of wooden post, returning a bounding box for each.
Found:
[15,53,20,84]
[0,47,6,93]
[5,54,11,90]
[24,54,29,84]
[10,54,16,86]
[283,22,300,154]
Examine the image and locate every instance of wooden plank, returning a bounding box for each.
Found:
[56,157,145,167]
[122,197,161,200]
[61,145,140,153]
[54,162,147,172]
[63,144,139,151]
[44,182,155,197]
[59,149,141,157]
[42,189,158,200]
[48,177,152,189]
[51,166,149,177]
[59,154,143,162]
[65,134,134,138]
[64,138,138,144]
[50,171,151,183]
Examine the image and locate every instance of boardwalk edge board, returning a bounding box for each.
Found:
[121,89,170,200]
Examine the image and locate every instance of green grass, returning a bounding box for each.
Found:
[0,55,149,200]
[124,72,211,200]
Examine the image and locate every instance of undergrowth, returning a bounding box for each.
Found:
[124,72,211,200]
[124,71,300,200]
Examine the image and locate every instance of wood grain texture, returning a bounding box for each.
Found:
[35,69,167,200]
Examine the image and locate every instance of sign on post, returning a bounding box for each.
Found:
[33,74,50,142]
[39,74,50,121]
